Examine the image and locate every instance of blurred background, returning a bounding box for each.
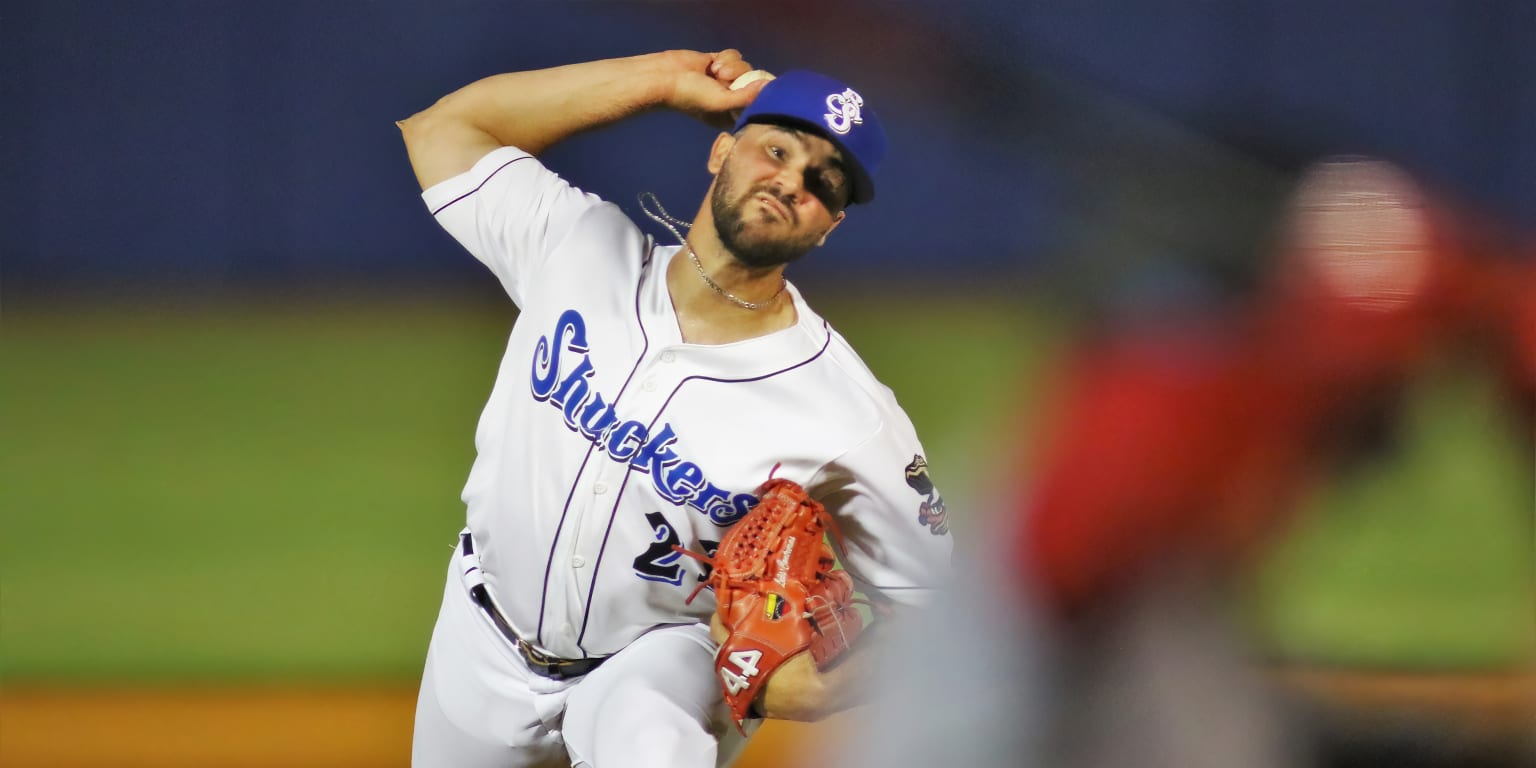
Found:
[2,1,1531,766]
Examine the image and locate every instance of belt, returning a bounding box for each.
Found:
[459,532,608,681]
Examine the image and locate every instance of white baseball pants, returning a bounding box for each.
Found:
[411,541,756,768]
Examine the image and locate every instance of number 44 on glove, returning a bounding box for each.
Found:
[674,473,867,727]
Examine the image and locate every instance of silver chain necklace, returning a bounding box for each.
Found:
[638,193,786,312]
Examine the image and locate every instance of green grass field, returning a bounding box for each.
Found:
[1252,363,1534,668]
[1,297,1529,682]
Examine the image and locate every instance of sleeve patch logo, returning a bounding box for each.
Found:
[904,455,949,536]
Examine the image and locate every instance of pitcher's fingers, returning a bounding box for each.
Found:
[707,49,747,81]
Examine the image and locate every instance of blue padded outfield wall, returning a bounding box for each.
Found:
[4,0,1532,299]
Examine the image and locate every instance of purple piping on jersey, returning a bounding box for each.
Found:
[430,156,533,216]
[573,462,641,650]
[534,243,656,650]
[534,433,603,649]
[671,319,833,387]
[574,319,835,647]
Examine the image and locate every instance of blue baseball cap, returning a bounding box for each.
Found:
[732,70,887,205]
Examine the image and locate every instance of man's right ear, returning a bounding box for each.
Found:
[707,132,737,175]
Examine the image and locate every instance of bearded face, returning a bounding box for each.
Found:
[708,126,849,269]
[710,159,826,269]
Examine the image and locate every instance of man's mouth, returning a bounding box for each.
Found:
[754,193,791,224]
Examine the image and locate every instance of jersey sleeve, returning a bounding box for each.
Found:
[809,408,955,608]
[420,146,606,307]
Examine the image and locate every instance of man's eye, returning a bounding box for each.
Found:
[768,146,785,160]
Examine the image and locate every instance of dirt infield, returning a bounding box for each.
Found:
[0,686,850,768]
[1274,666,1535,738]
[1,669,1528,767]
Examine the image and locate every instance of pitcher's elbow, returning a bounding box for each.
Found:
[396,109,431,143]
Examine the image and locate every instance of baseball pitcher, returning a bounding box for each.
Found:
[399,49,952,768]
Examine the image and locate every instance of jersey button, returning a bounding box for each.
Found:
[660,350,676,363]
[572,556,587,568]
[593,482,608,495]
[641,379,657,392]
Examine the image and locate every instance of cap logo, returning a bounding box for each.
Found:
[823,88,864,135]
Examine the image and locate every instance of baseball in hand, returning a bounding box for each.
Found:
[729,70,776,90]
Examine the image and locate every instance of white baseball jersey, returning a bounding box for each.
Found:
[423,146,952,661]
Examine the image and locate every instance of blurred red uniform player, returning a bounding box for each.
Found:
[1016,158,1536,617]
[843,158,1535,768]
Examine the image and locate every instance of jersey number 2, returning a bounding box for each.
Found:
[633,512,686,585]
[633,512,717,586]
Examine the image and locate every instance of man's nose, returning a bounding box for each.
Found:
[769,168,804,203]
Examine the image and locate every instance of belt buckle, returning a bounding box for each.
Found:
[517,640,596,680]
[518,639,553,665]
[517,640,565,678]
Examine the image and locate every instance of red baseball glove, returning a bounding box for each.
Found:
[677,475,865,726]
